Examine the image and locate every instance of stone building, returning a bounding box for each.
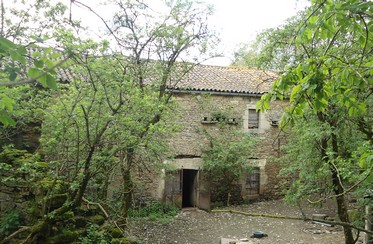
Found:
[148,64,287,210]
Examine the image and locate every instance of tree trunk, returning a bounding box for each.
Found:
[332,169,355,244]
[120,169,133,220]
[329,134,354,244]
[320,134,354,244]
[120,149,134,222]
[317,112,355,244]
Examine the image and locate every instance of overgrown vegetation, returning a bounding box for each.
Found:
[199,102,258,206]
[0,0,216,242]
[233,0,373,243]
[0,209,23,238]
[128,202,180,224]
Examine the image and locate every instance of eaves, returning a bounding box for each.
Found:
[168,88,266,98]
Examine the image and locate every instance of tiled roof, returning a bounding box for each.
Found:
[57,67,76,83]
[55,58,277,95]
[169,64,277,95]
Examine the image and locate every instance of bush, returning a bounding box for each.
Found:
[79,224,112,244]
[0,209,23,237]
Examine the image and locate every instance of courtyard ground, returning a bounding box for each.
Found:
[126,199,365,244]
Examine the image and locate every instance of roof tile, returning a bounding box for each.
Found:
[169,64,277,95]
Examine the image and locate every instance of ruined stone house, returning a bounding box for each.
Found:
[0,62,287,214]
[141,64,287,210]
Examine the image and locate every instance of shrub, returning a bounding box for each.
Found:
[79,224,112,244]
[0,209,23,237]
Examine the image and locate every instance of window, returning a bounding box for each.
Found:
[248,109,259,129]
[246,167,260,195]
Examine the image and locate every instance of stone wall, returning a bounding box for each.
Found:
[114,92,287,206]
[161,92,287,200]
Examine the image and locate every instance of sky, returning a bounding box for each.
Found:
[69,0,310,66]
[203,0,310,65]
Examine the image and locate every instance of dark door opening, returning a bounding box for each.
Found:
[182,169,198,208]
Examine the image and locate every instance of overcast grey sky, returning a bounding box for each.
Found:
[204,0,309,65]
[69,0,310,66]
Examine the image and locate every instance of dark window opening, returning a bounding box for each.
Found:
[246,167,260,195]
[248,109,259,129]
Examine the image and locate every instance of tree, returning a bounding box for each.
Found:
[256,0,373,243]
[232,12,308,70]
[202,121,257,206]
[0,0,72,126]
[39,0,216,233]
[2,0,217,242]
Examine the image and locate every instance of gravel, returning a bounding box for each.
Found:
[127,199,349,244]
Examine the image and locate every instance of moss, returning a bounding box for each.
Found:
[49,193,68,211]
[76,204,99,216]
[72,215,88,228]
[46,230,80,243]
[347,209,361,223]
[88,214,105,225]
[104,226,124,238]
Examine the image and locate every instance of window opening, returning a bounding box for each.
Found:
[246,167,260,195]
[248,109,259,129]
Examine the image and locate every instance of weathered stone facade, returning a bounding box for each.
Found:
[124,64,288,208]
[148,91,287,207]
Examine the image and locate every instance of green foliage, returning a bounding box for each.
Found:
[40,0,215,221]
[128,202,179,224]
[0,0,215,242]
[254,1,373,240]
[0,209,23,237]
[0,145,50,187]
[0,0,71,127]
[79,224,112,244]
[201,121,257,205]
[202,131,257,175]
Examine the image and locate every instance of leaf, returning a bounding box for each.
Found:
[34,60,44,69]
[37,74,47,87]
[290,85,301,103]
[314,98,327,112]
[0,37,17,50]
[9,50,21,62]
[358,35,366,48]
[0,110,15,127]
[46,74,58,90]
[348,106,358,117]
[360,153,373,168]
[309,15,318,25]
[9,71,17,81]
[27,67,40,78]
[16,46,27,55]
[0,95,15,112]
[305,29,313,40]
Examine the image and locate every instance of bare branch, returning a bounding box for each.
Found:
[211,209,373,235]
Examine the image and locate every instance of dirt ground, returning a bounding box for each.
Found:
[126,199,367,244]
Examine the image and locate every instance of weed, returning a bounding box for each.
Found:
[128,202,179,223]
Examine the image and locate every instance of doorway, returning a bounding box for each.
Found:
[182,169,198,208]
[164,168,210,210]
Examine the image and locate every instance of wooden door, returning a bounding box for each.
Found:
[197,170,211,211]
[164,170,182,208]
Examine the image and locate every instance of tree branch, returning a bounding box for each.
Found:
[308,165,373,204]
[211,209,373,235]
[1,226,31,244]
[0,53,72,86]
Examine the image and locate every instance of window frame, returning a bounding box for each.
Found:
[245,167,260,195]
[248,109,259,129]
